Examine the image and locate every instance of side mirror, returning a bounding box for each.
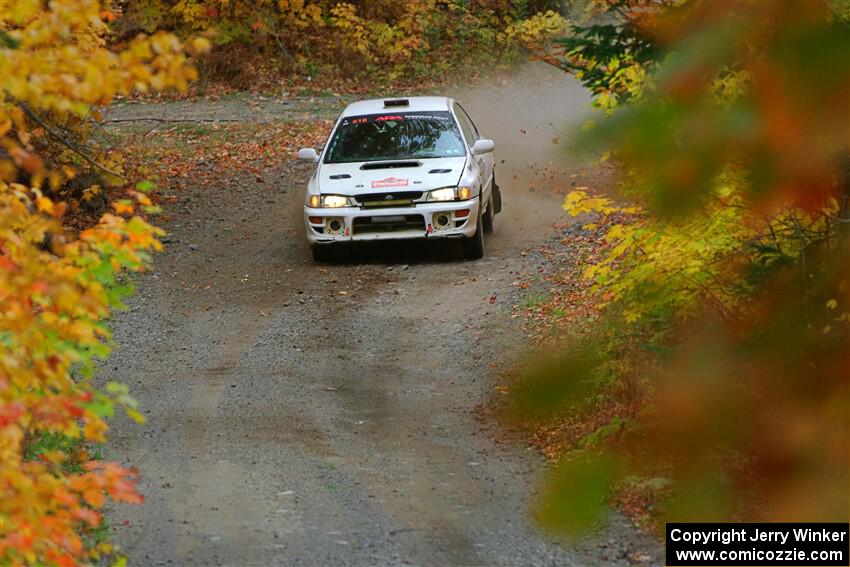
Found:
[298,148,319,162]
[471,139,495,155]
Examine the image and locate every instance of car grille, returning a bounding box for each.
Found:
[354,192,423,208]
[353,215,425,234]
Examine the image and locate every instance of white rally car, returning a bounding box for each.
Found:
[298,96,502,261]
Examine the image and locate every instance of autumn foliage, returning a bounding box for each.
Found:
[514,0,850,530]
[1,2,206,563]
[117,0,566,86]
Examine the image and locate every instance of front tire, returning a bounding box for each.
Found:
[311,245,333,262]
[462,204,485,260]
[492,172,502,215]
[482,193,495,234]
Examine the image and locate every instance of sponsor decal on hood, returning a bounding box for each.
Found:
[371,177,409,189]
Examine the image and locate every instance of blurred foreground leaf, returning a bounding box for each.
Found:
[535,454,620,534]
[511,341,603,421]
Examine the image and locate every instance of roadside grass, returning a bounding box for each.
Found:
[519,291,549,311]
[24,431,103,473]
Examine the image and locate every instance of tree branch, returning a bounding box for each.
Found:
[18,102,126,180]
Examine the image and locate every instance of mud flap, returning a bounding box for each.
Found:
[493,181,502,214]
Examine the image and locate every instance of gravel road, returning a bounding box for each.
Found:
[102,63,663,566]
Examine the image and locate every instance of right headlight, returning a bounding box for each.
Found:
[427,186,474,202]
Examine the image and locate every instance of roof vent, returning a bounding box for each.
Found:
[383,99,409,108]
[360,160,420,170]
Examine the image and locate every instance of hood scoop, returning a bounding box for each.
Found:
[428,168,452,174]
[329,174,351,179]
[360,161,420,170]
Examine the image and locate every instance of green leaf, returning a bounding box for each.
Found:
[535,454,619,534]
[85,393,115,419]
[136,180,156,193]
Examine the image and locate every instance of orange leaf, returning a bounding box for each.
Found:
[82,488,105,508]
[113,201,135,215]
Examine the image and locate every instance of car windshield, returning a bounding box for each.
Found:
[324,111,466,163]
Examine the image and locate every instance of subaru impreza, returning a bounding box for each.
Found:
[298,96,501,261]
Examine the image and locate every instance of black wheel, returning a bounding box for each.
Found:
[492,172,502,215]
[462,203,485,260]
[311,245,333,262]
[482,193,495,234]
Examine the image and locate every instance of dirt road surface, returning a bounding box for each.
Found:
[103,63,662,566]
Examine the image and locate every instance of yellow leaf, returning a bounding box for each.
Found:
[624,309,641,323]
[36,196,54,214]
[125,407,146,424]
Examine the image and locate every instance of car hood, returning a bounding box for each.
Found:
[317,157,466,196]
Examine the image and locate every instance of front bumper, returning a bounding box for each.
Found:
[304,198,479,245]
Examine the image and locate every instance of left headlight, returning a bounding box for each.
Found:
[308,194,354,208]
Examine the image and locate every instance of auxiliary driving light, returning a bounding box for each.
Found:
[433,213,452,231]
[325,218,345,236]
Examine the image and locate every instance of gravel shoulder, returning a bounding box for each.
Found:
[101,63,663,566]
